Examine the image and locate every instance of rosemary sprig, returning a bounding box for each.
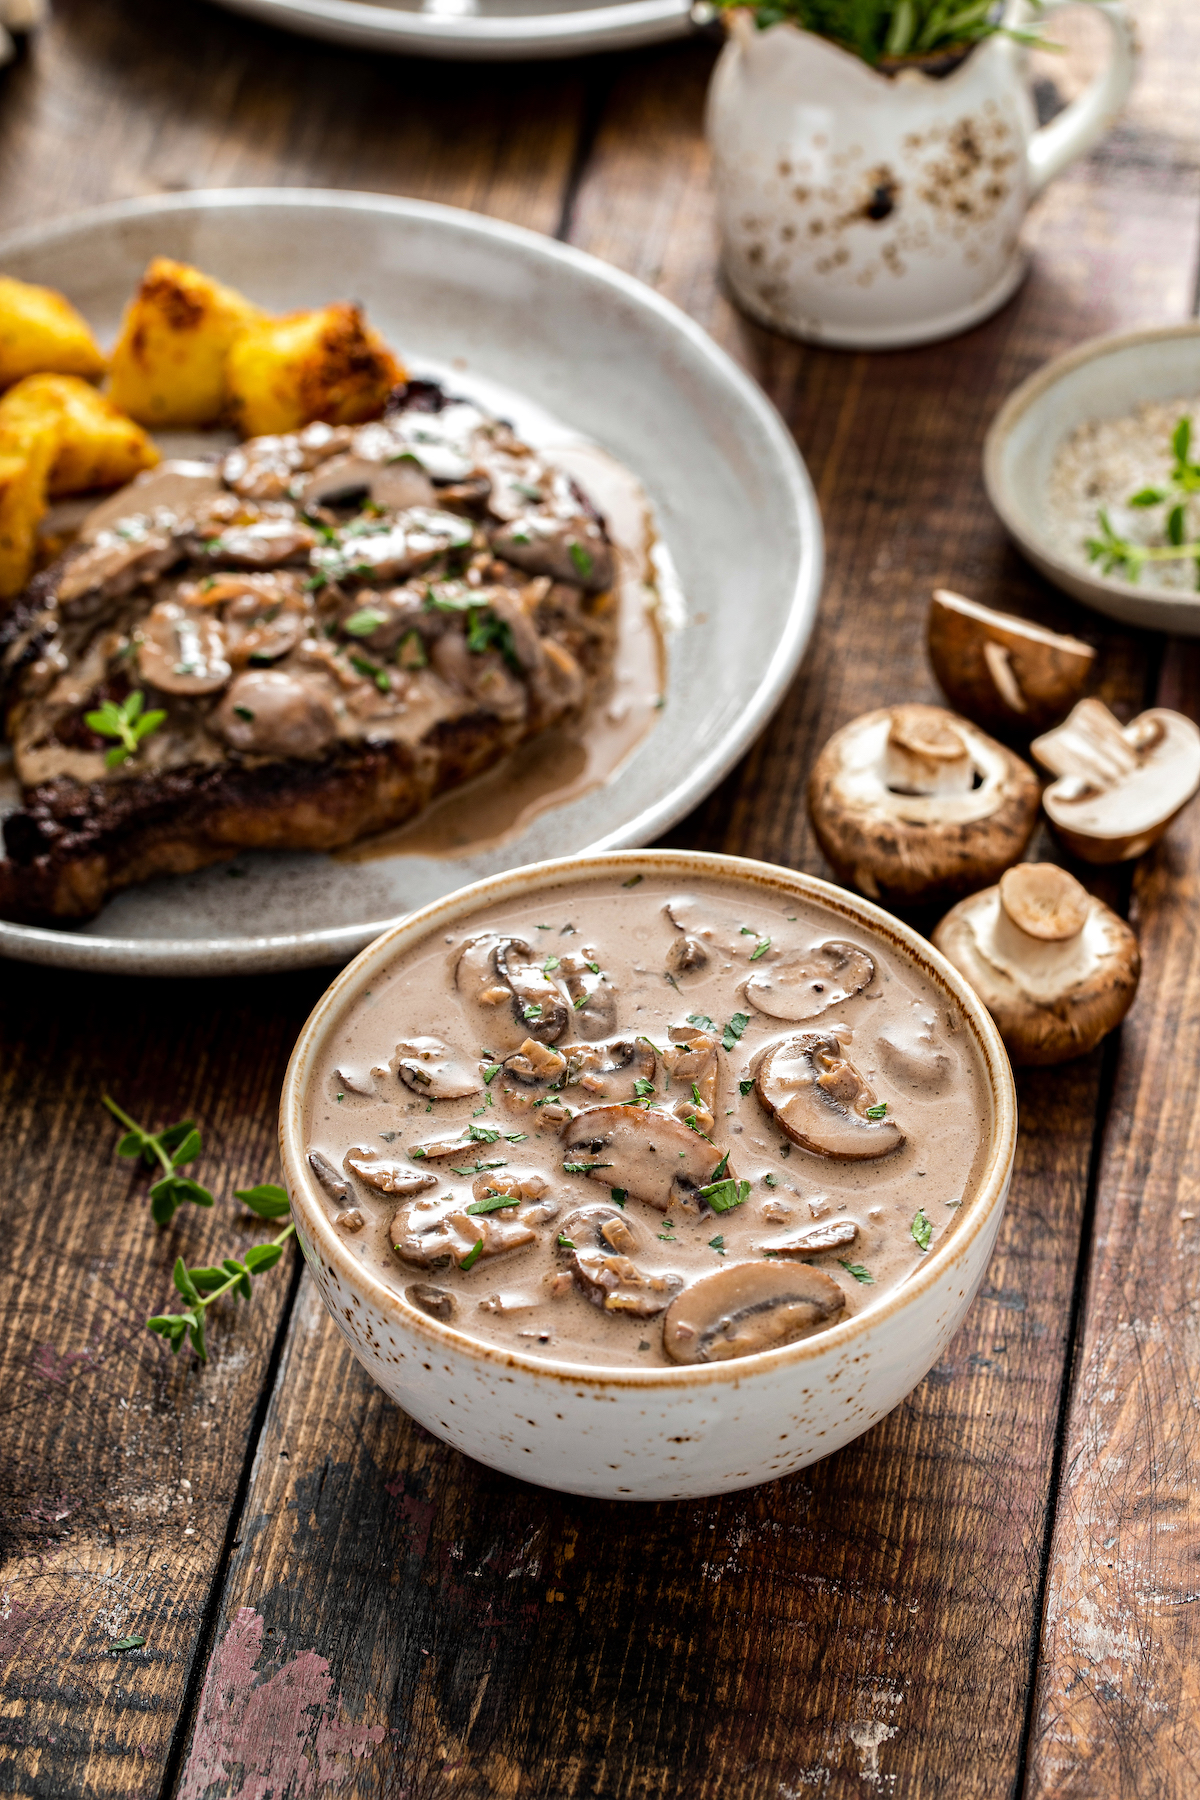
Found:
[103,1094,214,1224]
[84,691,166,768]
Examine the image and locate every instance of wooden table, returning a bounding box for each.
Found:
[3,3,1198,1794]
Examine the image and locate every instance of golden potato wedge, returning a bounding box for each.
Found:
[225,302,404,437]
[107,256,265,428]
[0,275,108,389]
[0,374,159,496]
[0,427,56,600]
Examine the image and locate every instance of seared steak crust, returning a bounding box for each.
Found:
[0,380,619,926]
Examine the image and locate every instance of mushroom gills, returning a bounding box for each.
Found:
[759,1218,859,1256]
[1032,699,1200,863]
[754,1033,905,1161]
[560,1103,728,1211]
[456,934,571,1046]
[662,1260,845,1364]
[745,939,875,1022]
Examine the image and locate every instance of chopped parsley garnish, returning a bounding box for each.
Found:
[687,1011,716,1033]
[568,540,594,580]
[763,1173,778,1188]
[482,1063,501,1083]
[466,1191,520,1215]
[349,652,390,692]
[701,1178,750,1214]
[84,691,166,769]
[110,1636,147,1652]
[523,1003,543,1022]
[621,873,644,889]
[564,1161,612,1174]
[610,1188,627,1206]
[468,1124,501,1143]
[460,1240,484,1271]
[633,1077,656,1105]
[839,1261,875,1284]
[740,926,755,935]
[466,606,521,672]
[708,1235,726,1254]
[709,1150,730,1183]
[557,1234,575,1249]
[739,1079,755,1096]
[912,1209,933,1252]
[573,994,590,1010]
[449,1160,506,1176]
[750,938,771,961]
[866,1102,888,1119]
[343,606,388,638]
[722,1012,750,1052]
[585,960,600,974]
[691,1083,705,1106]
[542,955,560,973]
[234,704,255,722]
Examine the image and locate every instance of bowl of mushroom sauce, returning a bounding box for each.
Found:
[280,852,1018,1499]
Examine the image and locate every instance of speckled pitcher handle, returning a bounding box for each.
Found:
[1027,0,1138,196]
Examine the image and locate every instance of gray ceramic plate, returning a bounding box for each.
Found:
[209,0,693,59]
[0,190,822,977]
[984,323,1200,636]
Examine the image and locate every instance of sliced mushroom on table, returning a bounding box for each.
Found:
[927,589,1095,734]
[557,1204,684,1315]
[560,1103,728,1211]
[755,1032,905,1161]
[662,1260,846,1364]
[1031,698,1200,863]
[932,861,1140,1065]
[808,703,1040,906]
[745,940,875,1021]
[394,1036,483,1101]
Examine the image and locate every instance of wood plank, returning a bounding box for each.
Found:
[0,6,584,1796]
[177,8,1200,1799]
[1026,640,1200,1799]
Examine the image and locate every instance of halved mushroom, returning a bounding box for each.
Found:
[308,1149,348,1201]
[391,1191,555,1270]
[1031,699,1200,864]
[932,861,1140,1066]
[754,1033,905,1161]
[344,1150,438,1197]
[759,1218,859,1257]
[928,589,1095,734]
[808,704,1040,906]
[406,1282,456,1323]
[557,1204,684,1316]
[456,935,570,1047]
[875,1011,957,1093]
[561,1104,727,1212]
[136,601,232,696]
[211,670,338,760]
[745,940,875,1022]
[662,1260,845,1364]
[395,1036,483,1101]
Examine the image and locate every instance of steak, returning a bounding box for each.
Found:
[0,382,618,925]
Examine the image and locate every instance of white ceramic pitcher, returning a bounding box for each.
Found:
[706,0,1137,349]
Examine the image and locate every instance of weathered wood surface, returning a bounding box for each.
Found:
[0,0,1198,1795]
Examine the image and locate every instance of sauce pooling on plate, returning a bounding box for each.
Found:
[306,874,993,1369]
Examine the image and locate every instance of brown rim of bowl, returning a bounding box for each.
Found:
[982,319,1200,609]
[280,848,1018,1390]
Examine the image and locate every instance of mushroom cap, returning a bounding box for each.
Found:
[745,939,875,1022]
[928,589,1094,735]
[136,600,231,697]
[345,1150,438,1196]
[754,1032,905,1160]
[1032,699,1200,864]
[932,864,1140,1065]
[662,1260,845,1364]
[211,670,338,760]
[561,1104,726,1211]
[808,704,1040,906]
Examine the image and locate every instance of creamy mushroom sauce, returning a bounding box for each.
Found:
[306,873,993,1369]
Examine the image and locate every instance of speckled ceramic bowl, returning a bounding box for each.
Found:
[280,850,1017,1500]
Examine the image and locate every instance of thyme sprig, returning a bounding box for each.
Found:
[716,0,1060,63]
[1086,418,1200,588]
[103,1094,214,1224]
[85,691,166,768]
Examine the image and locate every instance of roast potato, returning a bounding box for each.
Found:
[0,428,56,600]
[0,275,107,389]
[225,302,403,437]
[107,256,265,428]
[0,373,159,496]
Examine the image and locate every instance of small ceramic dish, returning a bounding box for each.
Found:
[984,322,1200,635]
[279,848,1017,1500]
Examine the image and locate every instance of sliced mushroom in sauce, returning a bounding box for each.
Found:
[754,1032,905,1161]
[662,1260,845,1364]
[558,1204,683,1315]
[561,1104,728,1212]
[395,1037,483,1101]
[745,940,875,1022]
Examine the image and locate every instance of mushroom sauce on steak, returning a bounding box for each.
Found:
[305,872,992,1369]
[0,381,618,924]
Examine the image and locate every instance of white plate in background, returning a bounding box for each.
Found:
[209,0,695,59]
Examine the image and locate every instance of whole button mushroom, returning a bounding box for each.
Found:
[212,670,337,759]
[662,1260,845,1364]
[932,862,1140,1066]
[754,1032,905,1161]
[808,703,1040,907]
[1031,698,1200,864]
[745,940,875,1022]
[928,589,1095,735]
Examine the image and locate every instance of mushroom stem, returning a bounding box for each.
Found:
[884,707,973,796]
